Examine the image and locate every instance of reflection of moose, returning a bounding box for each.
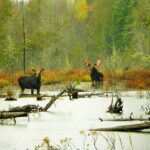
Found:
[85,59,104,87]
[18,69,44,95]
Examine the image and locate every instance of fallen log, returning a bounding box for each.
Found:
[0,111,28,119]
[43,89,67,111]
[98,112,149,122]
[91,122,150,132]
[9,104,42,112]
[99,118,150,122]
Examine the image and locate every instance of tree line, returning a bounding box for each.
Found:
[0,0,150,72]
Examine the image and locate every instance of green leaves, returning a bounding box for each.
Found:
[0,0,149,71]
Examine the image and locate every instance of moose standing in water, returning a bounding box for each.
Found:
[18,68,44,95]
[84,59,104,87]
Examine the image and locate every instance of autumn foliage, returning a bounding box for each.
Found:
[0,69,150,90]
[104,70,150,89]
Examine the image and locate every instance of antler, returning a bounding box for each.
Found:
[84,59,90,67]
[96,59,101,66]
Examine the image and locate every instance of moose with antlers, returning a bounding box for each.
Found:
[84,59,104,87]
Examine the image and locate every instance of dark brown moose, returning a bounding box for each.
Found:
[18,68,44,95]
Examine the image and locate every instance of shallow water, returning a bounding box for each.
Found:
[0,91,150,150]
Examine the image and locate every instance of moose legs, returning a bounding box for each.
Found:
[20,88,40,95]
[21,88,25,95]
[37,89,40,95]
[91,72,103,87]
[31,89,40,95]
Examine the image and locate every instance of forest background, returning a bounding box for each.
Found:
[0,0,150,89]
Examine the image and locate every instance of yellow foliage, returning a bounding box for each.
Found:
[82,74,91,82]
[74,0,88,20]
[0,79,9,88]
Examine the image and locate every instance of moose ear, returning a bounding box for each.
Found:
[84,59,90,67]
[96,59,101,66]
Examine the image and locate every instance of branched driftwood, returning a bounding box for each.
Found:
[0,111,28,124]
[0,111,28,119]
[9,104,42,113]
[0,103,43,124]
[0,104,42,124]
[90,122,150,132]
[107,96,123,114]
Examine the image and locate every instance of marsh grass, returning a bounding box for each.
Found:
[0,69,150,90]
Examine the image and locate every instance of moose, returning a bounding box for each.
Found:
[18,68,44,95]
[84,59,104,87]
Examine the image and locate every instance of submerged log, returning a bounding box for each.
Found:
[91,122,150,132]
[0,111,27,119]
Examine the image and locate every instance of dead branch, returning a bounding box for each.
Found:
[43,89,67,111]
[0,111,27,119]
[9,104,42,113]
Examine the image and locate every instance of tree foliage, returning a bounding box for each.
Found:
[0,0,149,72]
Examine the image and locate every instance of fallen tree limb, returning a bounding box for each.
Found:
[90,122,150,132]
[99,118,150,122]
[9,104,42,112]
[43,89,67,111]
[0,111,28,119]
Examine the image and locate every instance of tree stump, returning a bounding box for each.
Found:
[107,96,123,114]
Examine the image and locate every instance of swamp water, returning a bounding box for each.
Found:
[0,91,150,150]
